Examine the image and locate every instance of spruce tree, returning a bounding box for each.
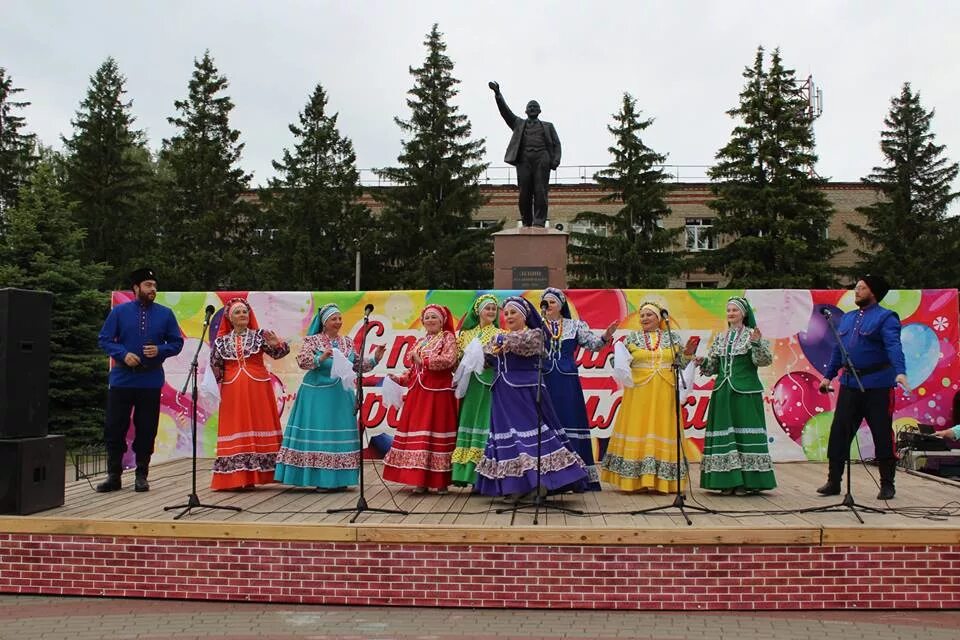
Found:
[63,57,157,288]
[372,24,499,289]
[704,47,842,288]
[261,84,372,291]
[0,161,109,446]
[568,93,681,288]
[848,83,960,288]
[0,67,37,223]
[160,51,256,290]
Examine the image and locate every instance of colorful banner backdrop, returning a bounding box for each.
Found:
[110,289,959,468]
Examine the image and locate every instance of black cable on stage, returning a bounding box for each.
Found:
[363,452,407,513]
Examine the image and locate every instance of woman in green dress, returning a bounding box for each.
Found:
[450,294,502,487]
[698,296,777,494]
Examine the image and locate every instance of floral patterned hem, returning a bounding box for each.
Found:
[701,451,774,474]
[276,448,360,470]
[383,448,453,472]
[451,447,485,465]
[476,449,584,480]
[212,452,278,474]
[600,454,688,482]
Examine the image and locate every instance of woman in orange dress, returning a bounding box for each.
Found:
[209,298,290,490]
[382,304,459,494]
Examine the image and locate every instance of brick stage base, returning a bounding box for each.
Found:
[3,533,959,610]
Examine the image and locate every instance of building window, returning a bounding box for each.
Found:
[686,281,718,289]
[468,219,499,230]
[685,218,716,251]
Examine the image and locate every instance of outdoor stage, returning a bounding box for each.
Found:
[1,459,960,610]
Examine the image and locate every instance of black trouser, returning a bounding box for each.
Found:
[516,150,552,227]
[104,387,162,468]
[827,386,896,465]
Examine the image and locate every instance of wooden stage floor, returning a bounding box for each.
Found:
[6,459,960,545]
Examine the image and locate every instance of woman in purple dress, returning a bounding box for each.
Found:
[475,296,587,498]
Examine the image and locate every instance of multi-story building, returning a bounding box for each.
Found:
[359,177,879,288]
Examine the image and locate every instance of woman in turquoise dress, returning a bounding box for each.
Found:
[698,296,777,494]
[451,294,503,486]
[275,303,384,491]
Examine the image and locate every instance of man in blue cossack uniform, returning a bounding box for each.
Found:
[817,275,908,500]
[96,268,184,493]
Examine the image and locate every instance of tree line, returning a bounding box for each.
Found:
[0,27,957,445]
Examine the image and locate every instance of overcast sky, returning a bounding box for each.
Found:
[4,0,959,188]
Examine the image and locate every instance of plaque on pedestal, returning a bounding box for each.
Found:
[511,266,549,289]
[493,227,568,289]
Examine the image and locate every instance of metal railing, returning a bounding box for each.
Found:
[72,443,108,481]
[358,164,712,187]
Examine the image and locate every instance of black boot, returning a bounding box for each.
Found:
[96,456,123,493]
[816,458,844,496]
[877,458,896,500]
[134,456,150,492]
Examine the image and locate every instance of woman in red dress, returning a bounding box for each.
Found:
[383,304,459,494]
[209,298,290,490]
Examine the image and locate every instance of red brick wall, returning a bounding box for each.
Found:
[2,533,958,610]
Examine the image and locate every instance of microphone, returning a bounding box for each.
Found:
[363,303,374,319]
[820,308,832,318]
[660,308,670,320]
[204,305,215,325]
[137,339,155,371]
[540,300,549,314]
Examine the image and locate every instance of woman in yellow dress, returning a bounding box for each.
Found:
[601,301,699,493]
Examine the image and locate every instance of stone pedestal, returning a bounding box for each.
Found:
[493,227,568,289]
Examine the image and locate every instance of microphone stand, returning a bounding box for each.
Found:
[328,309,408,523]
[497,312,583,525]
[630,313,711,525]
[798,310,884,524]
[165,312,242,520]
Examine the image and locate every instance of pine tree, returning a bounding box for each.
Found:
[159,51,256,290]
[568,93,682,288]
[848,83,960,288]
[63,57,157,288]
[0,161,109,446]
[704,47,843,288]
[0,67,37,223]
[260,84,372,291]
[372,24,499,289]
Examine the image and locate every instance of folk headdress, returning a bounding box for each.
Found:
[421,303,455,334]
[460,294,500,331]
[540,287,571,319]
[216,297,259,338]
[307,303,342,336]
[726,296,757,329]
[503,296,545,332]
[639,300,668,331]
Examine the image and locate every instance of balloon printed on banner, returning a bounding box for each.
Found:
[770,371,830,442]
[901,323,941,388]
[797,304,843,375]
[800,411,867,461]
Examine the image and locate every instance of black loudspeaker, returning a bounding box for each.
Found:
[0,435,65,515]
[0,288,52,438]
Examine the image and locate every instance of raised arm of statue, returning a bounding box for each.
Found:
[489,81,520,129]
